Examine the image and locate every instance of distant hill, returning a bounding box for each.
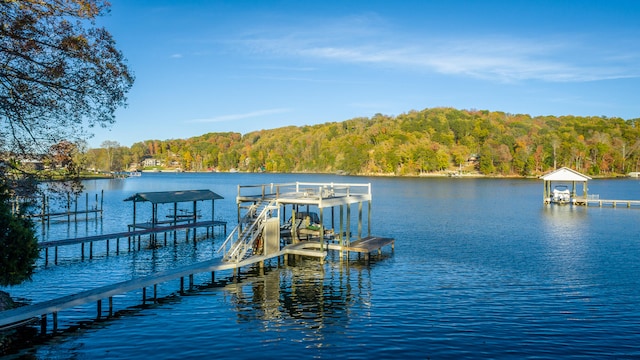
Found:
[86,107,640,177]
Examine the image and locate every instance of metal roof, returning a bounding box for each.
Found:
[123,189,224,204]
[539,167,592,181]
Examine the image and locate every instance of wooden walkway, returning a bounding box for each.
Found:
[27,208,103,221]
[582,199,640,208]
[0,243,324,333]
[39,220,227,264]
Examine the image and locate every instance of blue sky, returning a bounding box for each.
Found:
[90,0,640,148]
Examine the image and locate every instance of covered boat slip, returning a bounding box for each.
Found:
[540,167,591,205]
[540,167,640,207]
[230,182,394,260]
[124,190,226,242]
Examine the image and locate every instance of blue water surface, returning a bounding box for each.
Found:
[4,173,640,359]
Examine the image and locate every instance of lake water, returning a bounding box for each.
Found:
[4,173,640,359]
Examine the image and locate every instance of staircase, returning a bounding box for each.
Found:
[218,199,278,262]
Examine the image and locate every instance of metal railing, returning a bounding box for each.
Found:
[237,182,371,201]
[217,199,278,262]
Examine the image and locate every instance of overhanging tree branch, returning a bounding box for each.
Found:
[1,0,134,156]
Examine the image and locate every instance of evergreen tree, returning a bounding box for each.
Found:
[0,181,39,287]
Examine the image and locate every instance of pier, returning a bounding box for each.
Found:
[39,219,227,265]
[36,189,228,265]
[0,182,393,335]
[124,189,224,245]
[541,167,640,208]
[580,198,640,208]
[24,191,104,224]
[0,244,320,334]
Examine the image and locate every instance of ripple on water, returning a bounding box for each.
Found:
[5,175,640,359]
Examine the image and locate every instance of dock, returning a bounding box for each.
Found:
[0,241,329,333]
[23,191,104,224]
[224,181,392,261]
[541,167,640,209]
[579,198,640,208]
[0,182,393,336]
[39,219,227,265]
[298,236,396,261]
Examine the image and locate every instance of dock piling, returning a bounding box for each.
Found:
[52,312,58,334]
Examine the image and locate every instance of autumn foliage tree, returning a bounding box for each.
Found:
[1,0,134,155]
[113,108,640,177]
[0,0,133,286]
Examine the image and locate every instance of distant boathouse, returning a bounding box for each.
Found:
[541,167,640,208]
[540,167,591,205]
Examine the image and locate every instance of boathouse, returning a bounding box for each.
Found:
[540,167,591,205]
[219,182,394,264]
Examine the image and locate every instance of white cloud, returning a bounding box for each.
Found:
[233,17,639,83]
[188,108,292,123]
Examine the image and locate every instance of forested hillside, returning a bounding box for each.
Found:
[86,107,640,176]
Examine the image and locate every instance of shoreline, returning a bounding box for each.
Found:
[102,169,632,180]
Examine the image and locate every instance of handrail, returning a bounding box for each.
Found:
[218,199,278,262]
[237,182,371,202]
[216,203,258,255]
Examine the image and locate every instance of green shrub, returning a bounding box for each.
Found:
[0,184,39,287]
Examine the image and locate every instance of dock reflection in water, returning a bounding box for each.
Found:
[32,257,383,359]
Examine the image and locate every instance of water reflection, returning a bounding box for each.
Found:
[539,204,592,291]
[223,259,375,347]
[540,204,589,257]
[541,204,588,240]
